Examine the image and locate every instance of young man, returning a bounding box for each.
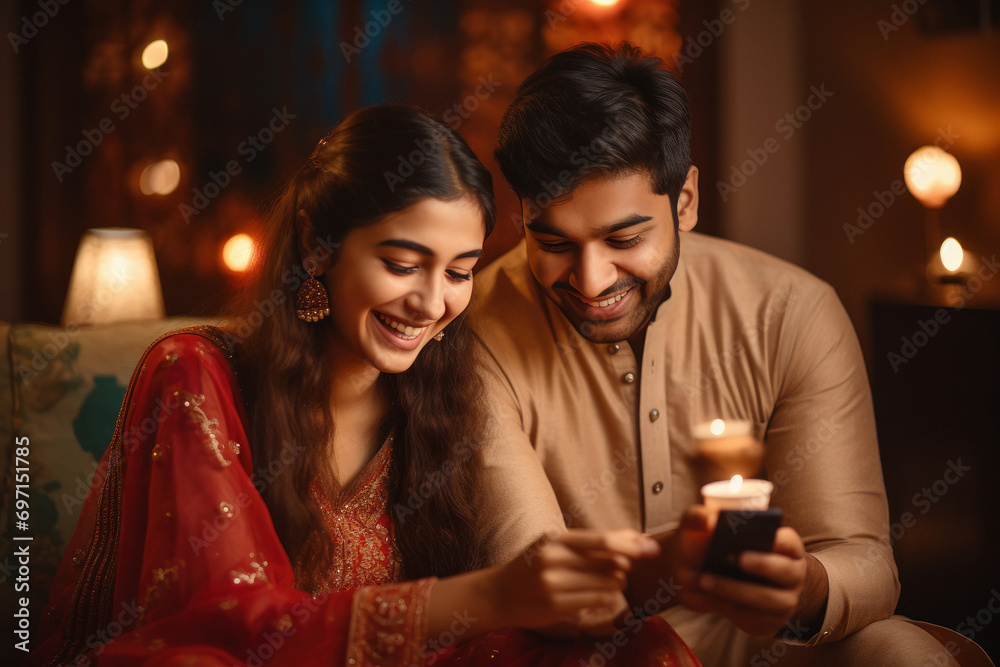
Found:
[472,43,963,666]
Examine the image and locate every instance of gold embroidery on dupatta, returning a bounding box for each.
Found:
[175,390,231,468]
[137,561,183,626]
[230,555,270,586]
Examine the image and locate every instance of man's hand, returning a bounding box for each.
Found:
[629,505,829,638]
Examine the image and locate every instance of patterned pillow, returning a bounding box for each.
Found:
[0,317,214,625]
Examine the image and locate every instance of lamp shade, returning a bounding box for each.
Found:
[903,145,961,209]
[62,228,165,325]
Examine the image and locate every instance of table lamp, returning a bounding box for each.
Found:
[62,227,165,326]
[903,146,972,283]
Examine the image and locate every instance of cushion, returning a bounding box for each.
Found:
[0,317,214,616]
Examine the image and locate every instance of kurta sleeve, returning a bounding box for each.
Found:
[27,332,434,667]
[473,344,566,567]
[766,284,899,644]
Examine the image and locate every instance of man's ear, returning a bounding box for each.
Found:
[676,165,699,233]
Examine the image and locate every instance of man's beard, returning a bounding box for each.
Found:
[554,234,680,344]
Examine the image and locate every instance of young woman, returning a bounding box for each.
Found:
[29,105,699,666]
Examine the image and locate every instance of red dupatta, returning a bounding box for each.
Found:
[27,327,434,666]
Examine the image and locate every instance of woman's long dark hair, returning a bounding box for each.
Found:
[228,105,496,589]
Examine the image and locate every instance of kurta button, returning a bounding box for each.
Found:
[649,408,660,422]
[622,372,635,384]
[608,344,620,354]
[652,481,664,494]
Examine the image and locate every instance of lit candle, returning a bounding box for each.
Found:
[693,419,764,480]
[701,474,774,513]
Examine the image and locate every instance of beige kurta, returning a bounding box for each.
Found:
[471,231,899,664]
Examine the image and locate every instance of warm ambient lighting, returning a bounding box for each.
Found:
[62,228,165,326]
[139,159,181,195]
[729,475,743,492]
[710,419,726,436]
[904,145,962,209]
[590,0,621,6]
[940,237,964,272]
[141,40,169,69]
[223,234,255,272]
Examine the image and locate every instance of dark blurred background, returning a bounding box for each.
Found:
[1,0,999,656]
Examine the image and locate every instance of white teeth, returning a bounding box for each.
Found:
[376,313,425,340]
[586,292,626,308]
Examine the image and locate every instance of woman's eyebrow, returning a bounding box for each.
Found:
[378,239,482,260]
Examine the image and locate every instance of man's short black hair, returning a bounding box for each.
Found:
[495,41,691,210]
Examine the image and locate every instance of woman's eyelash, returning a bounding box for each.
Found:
[382,259,418,274]
[384,260,471,281]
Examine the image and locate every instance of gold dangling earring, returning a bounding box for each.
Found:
[296,264,330,322]
[433,330,445,341]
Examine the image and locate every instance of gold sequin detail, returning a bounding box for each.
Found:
[162,353,179,366]
[231,557,270,585]
[229,440,241,455]
[138,562,183,626]
[71,549,86,568]
[276,614,293,632]
[151,443,169,462]
[219,501,235,518]
[177,391,231,468]
[219,599,238,611]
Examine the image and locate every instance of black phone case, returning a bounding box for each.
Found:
[701,508,783,584]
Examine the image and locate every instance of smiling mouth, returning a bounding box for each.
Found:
[375,311,427,341]
[575,285,638,309]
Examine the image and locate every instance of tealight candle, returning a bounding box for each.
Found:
[693,419,764,481]
[701,474,774,513]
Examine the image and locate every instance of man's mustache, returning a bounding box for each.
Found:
[553,278,645,300]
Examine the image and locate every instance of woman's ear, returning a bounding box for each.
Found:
[295,209,316,260]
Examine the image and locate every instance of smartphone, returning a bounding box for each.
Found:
[701,508,783,585]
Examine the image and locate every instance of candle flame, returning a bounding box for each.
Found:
[729,475,743,492]
[940,237,964,272]
[710,419,726,436]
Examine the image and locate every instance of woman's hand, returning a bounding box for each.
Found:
[489,529,661,630]
[426,529,660,645]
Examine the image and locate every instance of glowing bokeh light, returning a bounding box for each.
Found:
[729,475,744,492]
[710,419,726,436]
[139,159,181,195]
[939,237,964,272]
[223,234,255,272]
[904,146,962,209]
[141,40,169,69]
